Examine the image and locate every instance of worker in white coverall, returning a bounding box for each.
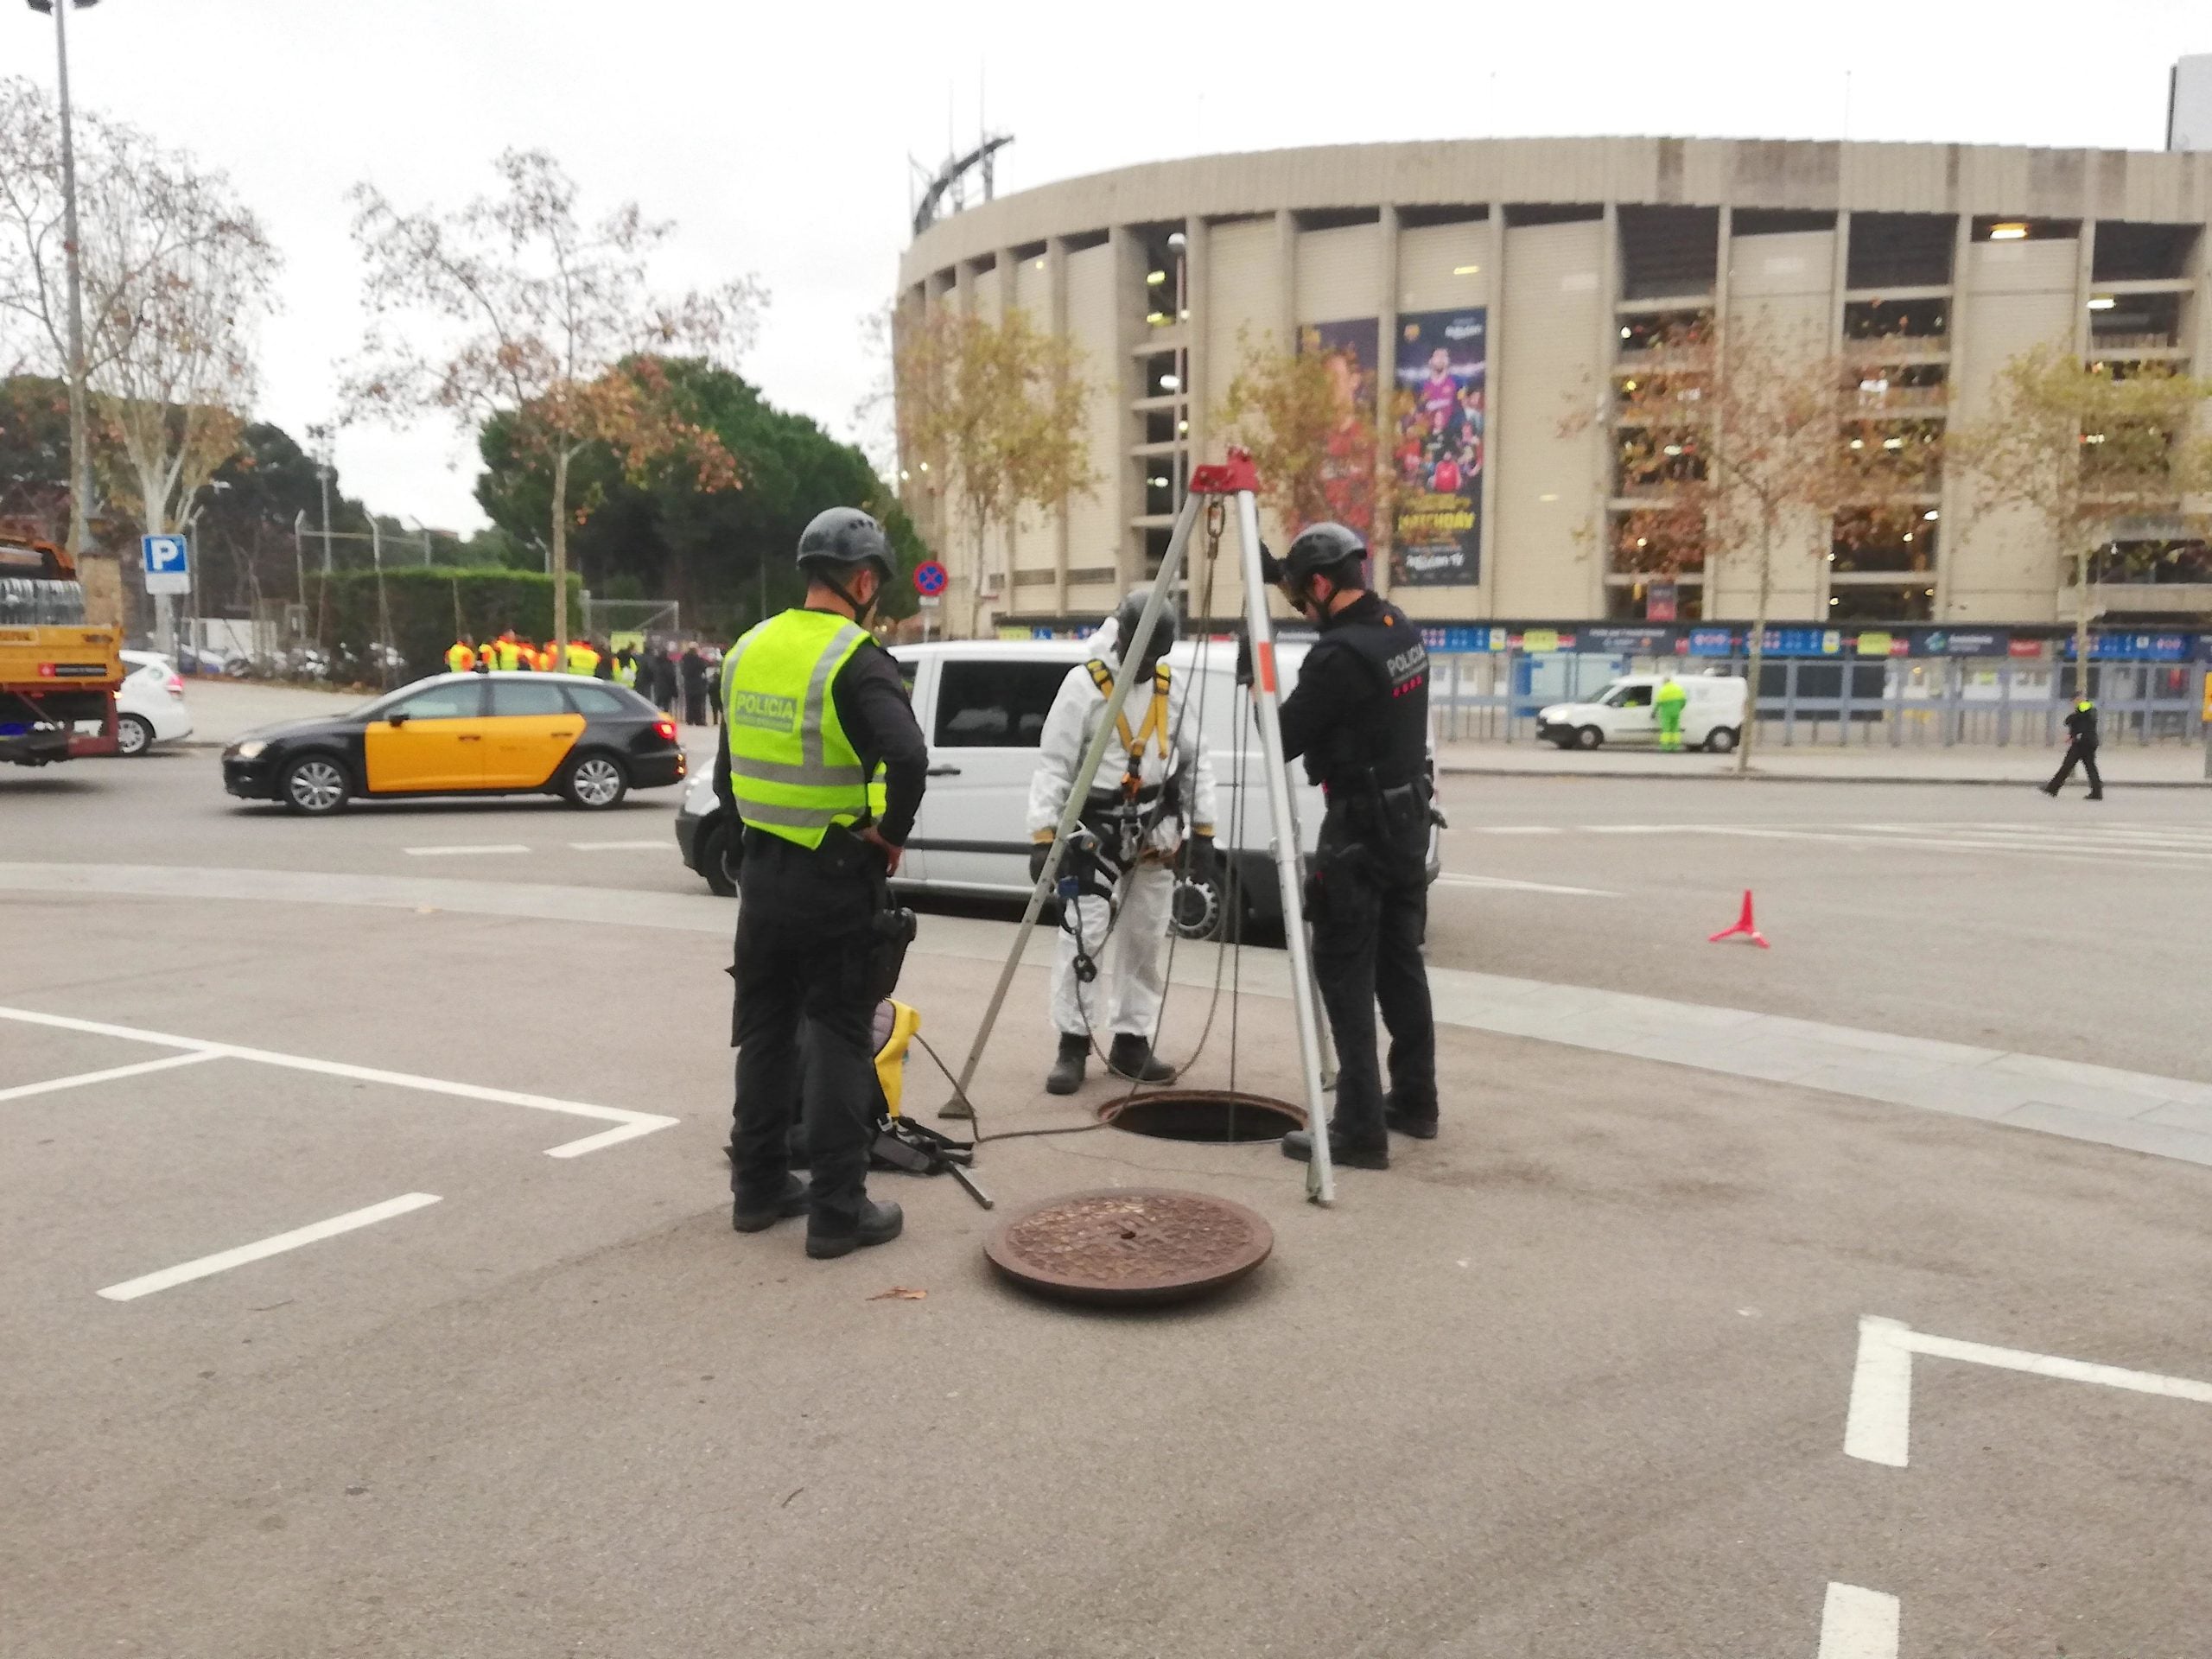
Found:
[1027,588,1219,1095]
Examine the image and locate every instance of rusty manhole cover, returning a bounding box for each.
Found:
[984,1187,1274,1306]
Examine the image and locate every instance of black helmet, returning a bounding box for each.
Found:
[1281,522,1366,588]
[796,507,894,588]
[1110,585,1178,674]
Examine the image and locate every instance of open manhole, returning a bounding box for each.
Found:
[1097,1088,1305,1144]
[984,1188,1274,1306]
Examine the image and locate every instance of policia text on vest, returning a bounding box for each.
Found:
[715,511,928,1260]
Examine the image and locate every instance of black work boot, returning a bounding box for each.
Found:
[1281,1128,1390,1170]
[1046,1033,1089,1096]
[733,1173,810,1234]
[806,1198,904,1260]
[1107,1033,1174,1084]
[1385,1103,1440,1140]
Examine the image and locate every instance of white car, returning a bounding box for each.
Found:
[677,636,1440,934]
[114,650,194,755]
[1536,672,1746,753]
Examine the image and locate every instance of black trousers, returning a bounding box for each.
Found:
[730,830,879,1223]
[1306,807,1437,1147]
[2048,741,2103,796]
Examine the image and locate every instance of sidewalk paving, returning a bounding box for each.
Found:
[1439,734,2212,786]
[175,677,363,747]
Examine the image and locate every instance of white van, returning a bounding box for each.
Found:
[1536,672,1748,753]
[677,635,1439,931]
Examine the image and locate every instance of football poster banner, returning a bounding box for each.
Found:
[1389,309,1486,586]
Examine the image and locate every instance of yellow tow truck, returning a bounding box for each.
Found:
[0,527,122,766]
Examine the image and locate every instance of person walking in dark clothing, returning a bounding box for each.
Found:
[649,645,678,714]
[717,508,928,1258]
[1266,521,1439,1173]
[679,643,709,726]
[2044,698,2104,799]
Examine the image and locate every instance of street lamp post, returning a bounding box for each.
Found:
[27,0,105,618]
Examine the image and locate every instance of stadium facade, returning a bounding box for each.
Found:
[895,136,2212,640]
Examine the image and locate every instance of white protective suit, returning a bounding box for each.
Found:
[1027,622,1219,1039]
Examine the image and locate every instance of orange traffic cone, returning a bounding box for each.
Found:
[1708,889,1770,949]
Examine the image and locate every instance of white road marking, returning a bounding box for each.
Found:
[1817,1582,1900,1659]
[1842,1316,1917,1467]
[404,843,531,857]
[567,839,666,851]
[1845,1313,2212,1469]
[1466,825,1564,836]
[0,1005,677,1158]
[97,1192,442,1301]
[0,1047,221,1103]
[1433,873,1617,898]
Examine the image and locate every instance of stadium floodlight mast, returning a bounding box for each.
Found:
[26,0,101,565]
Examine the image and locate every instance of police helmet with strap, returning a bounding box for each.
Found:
[1280,522,1366,593]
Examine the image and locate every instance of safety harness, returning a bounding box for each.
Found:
[1060,657,1185,987]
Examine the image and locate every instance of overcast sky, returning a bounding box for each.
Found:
[7,0,2209,531]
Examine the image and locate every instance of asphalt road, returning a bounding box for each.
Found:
[3,721,2210,1658]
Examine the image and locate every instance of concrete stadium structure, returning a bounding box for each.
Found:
[896,136,2212,638]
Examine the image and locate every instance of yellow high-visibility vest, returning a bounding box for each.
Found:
[722,608,887,849]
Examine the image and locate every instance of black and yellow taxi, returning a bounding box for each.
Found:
[222,671,686,815]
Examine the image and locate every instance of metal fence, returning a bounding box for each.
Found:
[1428,651,2211,749]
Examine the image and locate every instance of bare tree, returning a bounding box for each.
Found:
[849,302,899,481]
[92,173,275,546]
[1949,343,2212,688]
[345,150,761,669]
[894,302,1095,632]
[0,77,270,625]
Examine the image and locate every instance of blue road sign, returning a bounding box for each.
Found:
[913,560,949,597]
[141,533,190,595]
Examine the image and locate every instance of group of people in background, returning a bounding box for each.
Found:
[442,630,724,725]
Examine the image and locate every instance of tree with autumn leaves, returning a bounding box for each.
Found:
[893,302,1095,632]
[1948,344,2212,688]
[1570,314,1893,770]
[1216,326,1390,557]
[345,151,765,670]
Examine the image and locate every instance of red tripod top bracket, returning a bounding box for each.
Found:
[1188,446,1261,497]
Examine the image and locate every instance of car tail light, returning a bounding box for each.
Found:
[166,673,184,696]
[654,718,677,742]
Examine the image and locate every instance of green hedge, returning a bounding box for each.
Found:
[307,567,583,677]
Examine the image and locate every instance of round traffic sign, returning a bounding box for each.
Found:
[913,560,948,596]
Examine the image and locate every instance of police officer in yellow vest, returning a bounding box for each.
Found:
[565,639,600,677]
[444,635,476,675]
[715,507,927,1258]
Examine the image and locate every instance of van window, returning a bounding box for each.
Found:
[1605,683,1653,709]
[934,659,1067,748]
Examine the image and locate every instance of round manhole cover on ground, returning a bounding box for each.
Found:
[1097,1089,1305,1144]
[983,1188,1274,1306]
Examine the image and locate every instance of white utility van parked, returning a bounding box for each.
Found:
[677,634,1440,933]
[1536,672,1748,753]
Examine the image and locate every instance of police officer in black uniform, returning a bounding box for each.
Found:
[715,508,929,1257]
[1268,522,1439,1172]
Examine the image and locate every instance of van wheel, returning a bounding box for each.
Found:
[1704,727,1738,753]
[1574,725,1604,750]
[698,817,737,897]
